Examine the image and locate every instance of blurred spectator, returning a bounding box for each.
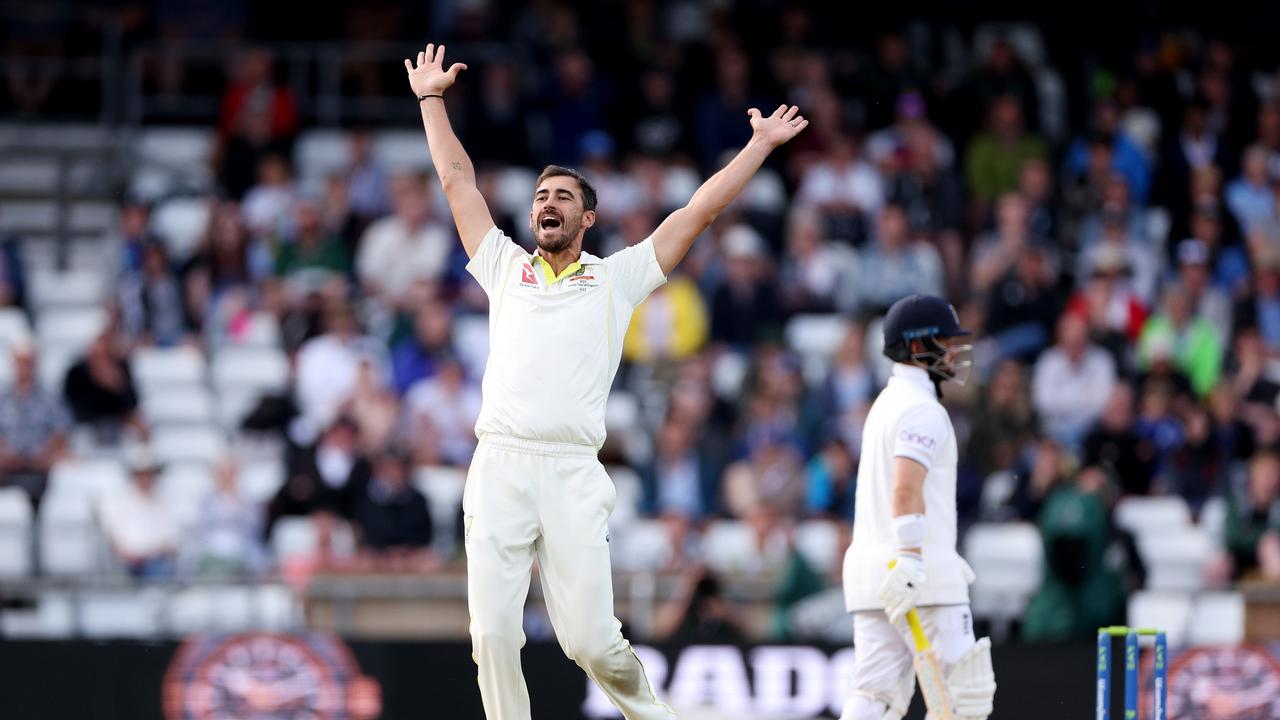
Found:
[295,304,390,433]
[627,68,691,161]
[241,154,299,240]
[111,197,161,280]
[356,173,451,308]
[1183,195,1250,296]
[623,270,708,364]
[884,112,966,280]
[283,417,370,522]
[866,91,955,172]
[467,60,534,166]
[391,297,453,395]
[345,128,392,227]
[118,242,190,347]
[695,47,760,172]
[1137,283,1224,397]
[968,37,1040,137]
[967,359,1038,479]
[63,327,146,443]
[1077,174,1159,303]
[1152,97,1229,222]
[1063,101,1152,204]
[1032,314,1117,448]
[1223,450,1280,580]
[98,447,178,580]
[859,32,928,131]
[803,437,856,519]
[710,225,782,347]
[215,48,298,199]
[964,95,1048,212]
[1133,378,1185,489]
[984,437,1069,523]
[807,323,876,452]
[183,200,270,332]
[542,48,611,165]
[1066,245,1148,363]
[970,192,1040,293]
[185,458,269,578]
[351,446,437,571]
[778,208,857,315]
[0,225,24,310]
[1226,144,1276,232]
[1175,238,1233,344]
[0,343,70,505]
[1019,156,1058,242]
[981,239,1060,364]
[1081,385,1156,497]
[653,568,747,643]
[723,425,806,521]
[1233,252,1280,356]
[402,357,480,467]
[641,416,719,520]
[1022,466,1127,642]
[273,196,349,284]
[795,134,884,244]
[849,204,943,314]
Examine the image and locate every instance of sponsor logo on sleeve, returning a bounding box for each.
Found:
[898,430,937,451]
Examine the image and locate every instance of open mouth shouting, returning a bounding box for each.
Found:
[539,213,563,231]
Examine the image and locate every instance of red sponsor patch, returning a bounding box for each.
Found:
[520,263,537,284]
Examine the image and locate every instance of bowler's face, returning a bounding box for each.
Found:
[530,176,594,253]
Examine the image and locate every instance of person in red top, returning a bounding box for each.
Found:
[1066,242,1149,348]
[215,48,299,199]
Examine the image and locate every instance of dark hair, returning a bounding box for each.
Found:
[535,165,598,211]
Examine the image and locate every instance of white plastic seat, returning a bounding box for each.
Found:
[237,312,282,349]
[1187,592,1244,646]
[255,584,301,631]
[158,463,214,529]
[661,167,701,207]
[136,127,215,169]
[963,523,1044,623]
[296,130,352,182]
[0,307,32,351]
[36,344,79,393]
[374,130,433,172]
[453,314,490,380]
[150,196,211,262]
[29,269,107,309]
[1127,590,1191,647]
[132,346,206,390]
[742,168,786,213]
[605,465,642,529]
[168,585,256,633]
[38,491,98,575]
[1138,527,1213,592]
[786,314,850,384]
[271,516,318,564]
[142,386,216,427]
[0,590,74,637]
[36,306,107,350]
[212,346,290,393]
[80,588,166,638]
[412,465,466,552]
[0,487,32,577]
[239,460,285,504]
[609,519,672,572]
[495,167,538,221]
[47,458,128,500]
[794,520,842,573]
[701,520,757,574]
[151,426,227,465]
[1199,496,1228,547]
[1115,496,1193,538]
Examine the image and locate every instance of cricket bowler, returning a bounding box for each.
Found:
[839,294,997,720]
[404,44,807,719]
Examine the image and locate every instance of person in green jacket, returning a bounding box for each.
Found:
[1137,282,1223,396]
[965,95,1048,209]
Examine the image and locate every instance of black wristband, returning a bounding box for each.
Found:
[418,93,444,102]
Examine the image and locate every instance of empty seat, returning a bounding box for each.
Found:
[168,585,256,633]
[412,465,466,554]
[1199,496,1228,547]
[271,516,318,564]
[794,520,842,573]
[1127,591,1191,647]
[150,196,211,262]
[610,519,672,572]
[38,491,98,575]
[605,465,643,529]
[255,584,301,631]
[453,314,490,379]
[295,130,352,181]
[1187,592,1244,646]
[0,307,31,351]
[152,426,227,465]
[0,486,32,577]
[142,386,216,427]
[36,344,79,393]
[29,269,107,309]
[79,588,166,638]
[662,167,701,206]
[136,126,215,168]
[786,314,850,383]
[212,347,290,392]
[158,463,214,529]
[0,590,75,637]
[374,131,432,171]
[963,523,1043,623]
[1115,496,1192,537]
[236,312,282,349]
[701,520,758,574]
[1138,528,1213,592]
[132,346,206,390]
[36,306,107,350]
[47,458,128,500]
[239,460,285,504]
[743,168,786,213]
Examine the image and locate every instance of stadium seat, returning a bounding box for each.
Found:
[374,130,432,172]
[158,463,214,529]
[610,519,672,572]
[794,520,842,573]
[662,167,700,207]
[168,585,256,633]
[605,465,643,529]
[963,523,1043,630]
[0,591,75,638]
[1138,527,1213,592]
[0,351,11,389]
[742,168,786,213]
[135,127,215,169]
[28,268,107,309]
[711,350,749,399]
[0,307,32,351]
[412,465,466,555]
[79,588,166,638]
[495,167,538,221]
[785,314,850,384]
[47,458,128,500]
[0,200,55,232]
[237,312,283,349]
[295,130,352,182]
[238,460,285,504]
[36,306,107,350]
[151,426,228,465]
[701,520,759,574]
[1115,496,1192,538]
[1199,496,1228,547]
[1127,591,1191,647]
[142,386,216,427]
[132,346,206,391]
[211,346,290,393]
[1187,592,1245,646]
[35,343,79,393]
[453,314,490,380]
[150,196,211,262]
[38,491,99,576]
[255,584,301,631]
[0,486,32,577]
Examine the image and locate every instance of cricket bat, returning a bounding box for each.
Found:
[905,608,955,720]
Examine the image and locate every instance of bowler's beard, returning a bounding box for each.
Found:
[535,216,579,253]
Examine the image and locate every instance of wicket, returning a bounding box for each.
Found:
[1096,626,1167,720]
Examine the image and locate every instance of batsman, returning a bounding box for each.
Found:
[405,43,807,719]
[839,294,997,720]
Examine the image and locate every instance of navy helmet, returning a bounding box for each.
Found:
[882,294,972,381]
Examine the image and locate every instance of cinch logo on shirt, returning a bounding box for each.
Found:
[899,429,936,449]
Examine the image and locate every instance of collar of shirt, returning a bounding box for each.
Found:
[890,362,934,394]
[530,249,601,285]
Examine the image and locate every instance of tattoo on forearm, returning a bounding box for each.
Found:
[451,161,463,171]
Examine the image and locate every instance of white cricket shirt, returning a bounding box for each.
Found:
[842,363,974,612]
[465,226,666,448]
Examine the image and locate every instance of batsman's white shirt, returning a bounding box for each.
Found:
[466,226,666,447]
[842,363,974,612]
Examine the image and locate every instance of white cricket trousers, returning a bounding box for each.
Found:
[844,605,976,720]
[463,434,675,720]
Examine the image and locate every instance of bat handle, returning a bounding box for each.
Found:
[906,609,930,651]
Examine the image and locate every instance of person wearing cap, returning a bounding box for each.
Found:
[350,445,436,572]
[865,91,955,172]
[0,342,71,507]
[851,204,943,315]
[838,294,995,720]
[98,446,179,579]
[1137,283,1224,397]
[1175,238,1233,343]
[710,224,783,347]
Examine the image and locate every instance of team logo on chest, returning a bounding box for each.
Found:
[567,265,602,290]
